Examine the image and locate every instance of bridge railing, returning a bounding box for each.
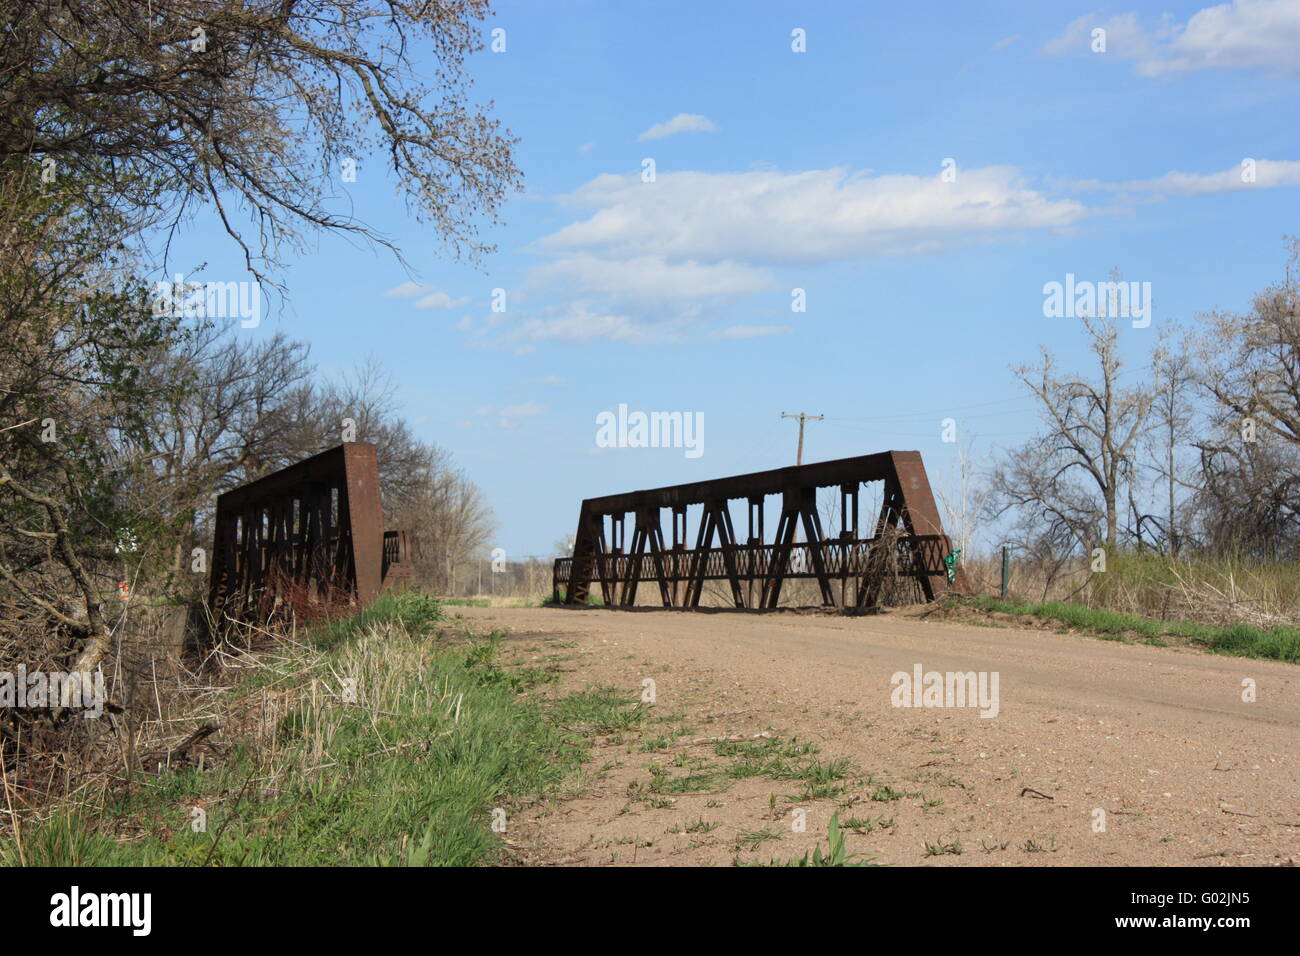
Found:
[552,533,951,606]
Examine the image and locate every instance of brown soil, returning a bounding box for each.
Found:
[458,605,1300,867]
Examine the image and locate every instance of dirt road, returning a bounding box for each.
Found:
[458,605,1300,866]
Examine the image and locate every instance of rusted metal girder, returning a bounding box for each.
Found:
[207,443,413,626]
[553,450,958,610]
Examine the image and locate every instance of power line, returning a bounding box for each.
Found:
[819,419,1036,440]
[825,395,1032,423]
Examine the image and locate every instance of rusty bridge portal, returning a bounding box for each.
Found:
[554,450,956,610]
[208,443,413,626]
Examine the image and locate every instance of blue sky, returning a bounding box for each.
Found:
[165,0,1300,557]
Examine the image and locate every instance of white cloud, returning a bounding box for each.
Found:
[514,306,688,345]
[529,253,772,307]
[485,155,1294,348]
[503,256,771,344]
[499,402,546,418]
[991,34,1021,51]
[539,166,1087,266]
[473,164,1088,346]
[578,142,595,153]
[1075,159,1300,195]
[711,325,794,341]
[534,375,567,386]
[1043,12,1154,60]
[383,280,431,297]
[1045,1,1300,75]
[637,113,719,142]
[385,281,469,309]
[415,290,470,310]
[475,402,548,429]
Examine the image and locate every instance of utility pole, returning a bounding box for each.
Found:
[781,411,823,466]
[781,412,823,566]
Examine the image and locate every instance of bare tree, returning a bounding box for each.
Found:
[391,458,495,595]
[1199,237,1300,449]
[1,0,518,682]
[115,325,315,590]
[268,356,496,593]
[1184,238,1300,558]
[3,0,521,281]
[1141,326,1199,555]
[1189,432,1300,559]
[935,437,991,558]
[991,315,1153,554]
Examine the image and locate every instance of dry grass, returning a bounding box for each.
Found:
[960,551,1300,630]
[0,583,380,852]
[2,593,581,866]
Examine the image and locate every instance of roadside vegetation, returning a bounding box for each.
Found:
[748,814,876,867]
[935,240,1300,643]
[941,593,1300,663]
[2,1,518,824]
[1,594,588,866]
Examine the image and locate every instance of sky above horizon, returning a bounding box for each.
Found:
[162,0,1300,558]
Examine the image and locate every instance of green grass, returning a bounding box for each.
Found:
[550,685,647,735]
[547,588,606,607]
[441,597,542,609]
[966,595,1300,663]
[0,813,127,867]
[710,735,856,802]
[840,815,894,834]
[924,838,964,856]
[869,784,919,802]
[759,813,878,867]
[684,817,719,833]
[312,591,446,650]
[1,593,588,867]
[645,767,728,795]
[733,826,782,851]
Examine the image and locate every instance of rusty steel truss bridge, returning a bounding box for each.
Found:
[553,450,958,610]
[207,443,414,626]
[207,445,956,623]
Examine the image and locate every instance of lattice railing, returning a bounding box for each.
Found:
[553,534,949,590]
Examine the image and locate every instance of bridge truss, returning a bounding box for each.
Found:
[207,443,413,626]
[553,450,958,610]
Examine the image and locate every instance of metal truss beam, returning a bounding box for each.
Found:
[555,450,956,610]
[208,443,412,626]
